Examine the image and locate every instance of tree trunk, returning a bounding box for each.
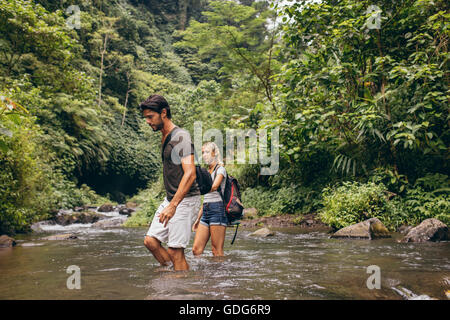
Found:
[178,0,189,30]
[121,72,131,127]
[98,34,108,107]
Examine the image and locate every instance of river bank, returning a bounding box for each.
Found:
[1,203,448,247]
[239,213,332,232]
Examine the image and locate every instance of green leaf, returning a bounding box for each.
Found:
[0,139,8,153]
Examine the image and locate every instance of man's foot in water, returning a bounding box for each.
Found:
[154,262,173,272]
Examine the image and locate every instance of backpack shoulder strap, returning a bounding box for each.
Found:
[212,164,219,179]
[212,164,225,198]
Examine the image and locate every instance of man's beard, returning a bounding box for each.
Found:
[152,120,164,132]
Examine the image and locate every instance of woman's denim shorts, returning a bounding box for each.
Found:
[200,201,228,227]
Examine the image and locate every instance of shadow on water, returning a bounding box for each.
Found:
[0,226,449,300]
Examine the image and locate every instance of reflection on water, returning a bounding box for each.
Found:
[0,226,449,300]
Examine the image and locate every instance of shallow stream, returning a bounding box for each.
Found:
[0,213,449,300]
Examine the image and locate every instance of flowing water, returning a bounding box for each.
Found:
[0,212,449,300]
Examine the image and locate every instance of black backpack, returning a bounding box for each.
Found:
[195,165,213,195]
[161,127,212,195]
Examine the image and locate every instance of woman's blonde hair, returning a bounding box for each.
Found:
[202,141,224,166]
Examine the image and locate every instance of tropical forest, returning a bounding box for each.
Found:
[0,0,449,300]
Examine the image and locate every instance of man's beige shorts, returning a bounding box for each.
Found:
[146,195,201,249]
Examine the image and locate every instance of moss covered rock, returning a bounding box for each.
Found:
[331,218,391,240]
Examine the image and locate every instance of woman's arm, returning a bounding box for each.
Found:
[196,204,203,221]
[210,167,225,192]
[192,205,203,232]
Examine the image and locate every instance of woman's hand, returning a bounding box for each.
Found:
[192,218,200,232]
[193,205,203,232]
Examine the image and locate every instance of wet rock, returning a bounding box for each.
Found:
[126,202,138,209]
[392,286,436,300]
[331,218,391,240]
[119,207,134,216]
[84,205,99,212]
[92,216,127,228]
[41,234,77,241]
[370,219,391,238]
[0,235,16,248]
[250,227,275,237]
[400,218,449,243]
[98,203,115,212]
[243,208,258,220]
[398,225,413,234]
[74,205,97,212]
[54,211,105,226]
[58,209,73,215]
[31,220,56,233]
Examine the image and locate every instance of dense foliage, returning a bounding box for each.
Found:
[123,177,165,227]
[269,0,449,228]
[319,181,398,230]
[0,93,109,234]
[276,0,448,185]
[0,0,199,233]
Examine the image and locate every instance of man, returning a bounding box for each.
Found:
[140,94,201,271]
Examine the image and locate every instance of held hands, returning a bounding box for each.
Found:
[159,204,176,227]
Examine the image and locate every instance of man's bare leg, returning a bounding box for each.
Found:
[167,247,189,271]
[144,236,171,266]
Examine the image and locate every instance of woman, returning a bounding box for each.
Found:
[192,142,228,257]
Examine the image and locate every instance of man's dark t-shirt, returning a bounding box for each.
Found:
[162,126,200,201]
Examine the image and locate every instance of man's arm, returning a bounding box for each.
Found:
[169,154,196,207]
[159,154,196,227]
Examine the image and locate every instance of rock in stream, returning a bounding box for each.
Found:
[331,218,391,240]
[0,235,16,248]
[400,218,449,243]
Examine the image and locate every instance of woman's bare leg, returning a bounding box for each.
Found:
[192,223,210,256]
[210,225,226,256]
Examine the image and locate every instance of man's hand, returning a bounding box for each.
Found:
[159,204,176,227]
